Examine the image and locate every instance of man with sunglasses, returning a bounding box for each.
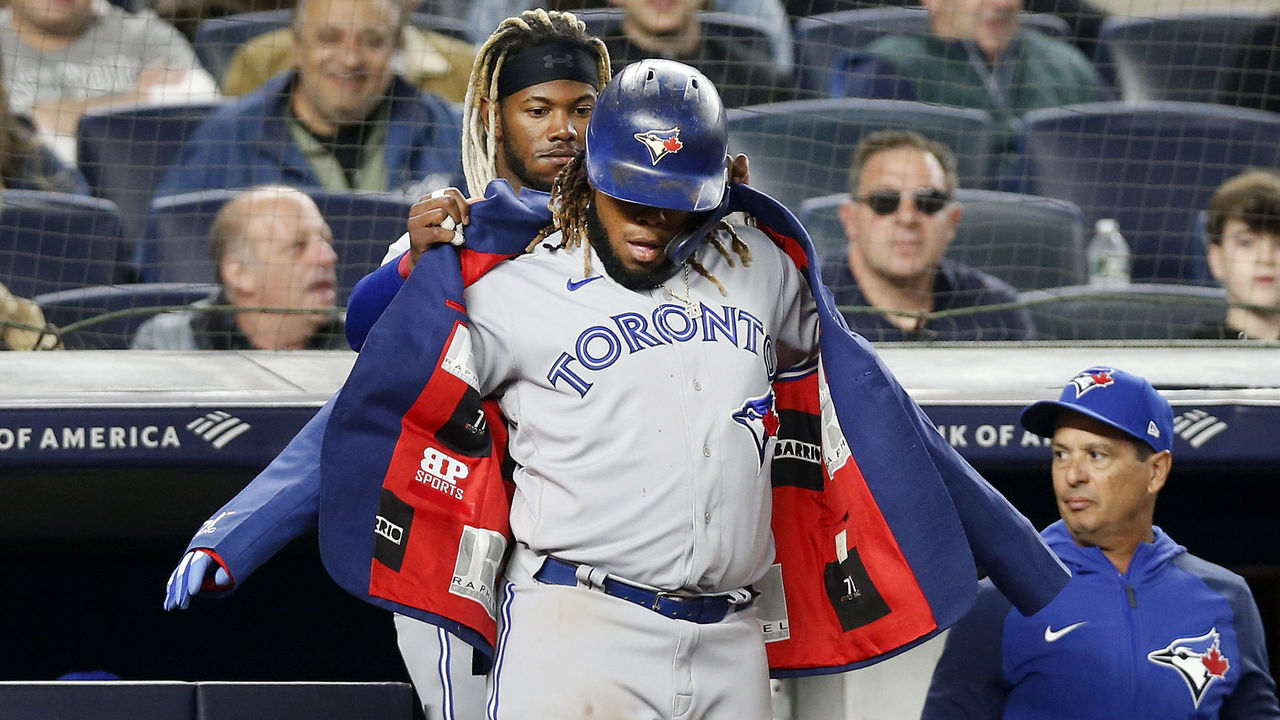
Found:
[826,129,1035,341]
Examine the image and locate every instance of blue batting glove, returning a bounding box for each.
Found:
[163,550,231,611]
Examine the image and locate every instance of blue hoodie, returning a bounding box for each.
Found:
[924,520,1280,719]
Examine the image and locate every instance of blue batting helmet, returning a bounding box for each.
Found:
[584,59,730,213]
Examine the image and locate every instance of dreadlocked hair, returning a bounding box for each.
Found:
[536,153,753,295]
[462,9,611,196]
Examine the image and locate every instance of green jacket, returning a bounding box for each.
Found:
[837,29,1106,125]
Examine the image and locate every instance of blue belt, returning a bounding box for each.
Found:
[533,556,755,625]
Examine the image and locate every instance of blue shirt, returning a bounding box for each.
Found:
[924,521,1280,719]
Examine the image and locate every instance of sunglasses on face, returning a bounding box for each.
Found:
[856,188,952,216]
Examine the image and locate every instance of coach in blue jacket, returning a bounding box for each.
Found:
[923,366,1280,719]
[155,0,462,201]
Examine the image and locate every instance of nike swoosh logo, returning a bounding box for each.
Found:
[566,276,602,292]
[1044,621,1087,642]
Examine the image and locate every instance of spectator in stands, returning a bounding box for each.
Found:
[467,0,795,73]
[1218,13,1280,115]
[0,280,60,350]
[781,0,1107,60]
[220,0,478,103]
[1192,170,1280,341]
[0,0,219,164]
[132,185,347,350]
[824,129,1034,341]
[924,365,1280,719]
[155,0,463,200]
[830,0,1105,135]
[601,0,795,107]
[0,55,87,194]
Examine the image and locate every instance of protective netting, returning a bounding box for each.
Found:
[1,0,1278,349]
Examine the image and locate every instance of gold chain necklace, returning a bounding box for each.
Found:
[663,263,701,319]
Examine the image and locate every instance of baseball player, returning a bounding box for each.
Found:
[347,58,814,719]
[460,59,812,719]
[923,366,1280,719]
[331,59,1067,719]
[163,11,612,720]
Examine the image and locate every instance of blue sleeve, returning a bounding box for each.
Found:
[345,257,408,350]
[185,396,334,589]
[1214,575,1280,719]
[829,53,917,101]
[923,582,1013,720]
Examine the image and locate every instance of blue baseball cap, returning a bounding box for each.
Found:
[1020,366,1174,453]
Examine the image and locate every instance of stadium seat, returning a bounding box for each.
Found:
[0,190,130,299]
[76,102,221,241]
[793,7,1070,97]
[192,11,470,82]
[34,282,219,350]
[799,189,1087,291]
[140,189,413,302]
[1015,101,1280,284]
[195,682,413,720]
[1020,283,1228,340]
[726,98,998,211]
[1093,13,1268,103]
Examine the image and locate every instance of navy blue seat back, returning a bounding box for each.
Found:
[1093,13,1267,103]
[1017,101,1280,284]
[1020,284,1227,340]
[793,7,1070,97]
[141,189,412,303]
[727,98,997,211]
[76,102,221,241]
[0,190,129,299]
[35,282,219,349]
[193,10,470,82]
[800,189,1087,291]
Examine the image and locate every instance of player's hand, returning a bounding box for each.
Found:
[163,549,231,611]
[405,187,469,274]
[730,153,750,186]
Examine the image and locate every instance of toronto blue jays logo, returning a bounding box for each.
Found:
[634,127,683,165]
[733,391,780,468]
[1147,628,1231,708]
[1068,368,1116,398]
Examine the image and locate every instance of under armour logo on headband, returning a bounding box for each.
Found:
[544,54,573,68]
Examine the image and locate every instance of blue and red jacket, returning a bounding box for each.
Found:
[315,181,1068,675]
[190,181,1068,676]
[923,521,1280,718]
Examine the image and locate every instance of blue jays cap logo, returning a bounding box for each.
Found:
[1068,368,1115,398]
[733,391,780,469]
[1147,628,1231,708]
[634,127,683,165]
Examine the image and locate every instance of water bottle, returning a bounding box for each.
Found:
[1087,218,1131,288]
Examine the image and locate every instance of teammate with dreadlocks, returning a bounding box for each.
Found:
[402,58,817,719]
[396,10,749,272]
[162,11,614,720]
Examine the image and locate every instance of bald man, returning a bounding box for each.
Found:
[132,185,347,351]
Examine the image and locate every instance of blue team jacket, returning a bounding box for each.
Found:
[155,71,463,198]
[191,181,1069,675]
[923,521,1280,719]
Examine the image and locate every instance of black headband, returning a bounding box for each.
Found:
[497,41,600,100]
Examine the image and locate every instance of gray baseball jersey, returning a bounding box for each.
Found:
[465,224,820,593]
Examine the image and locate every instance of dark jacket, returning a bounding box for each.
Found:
[824,251,1035,341]
[155,71,463,199]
